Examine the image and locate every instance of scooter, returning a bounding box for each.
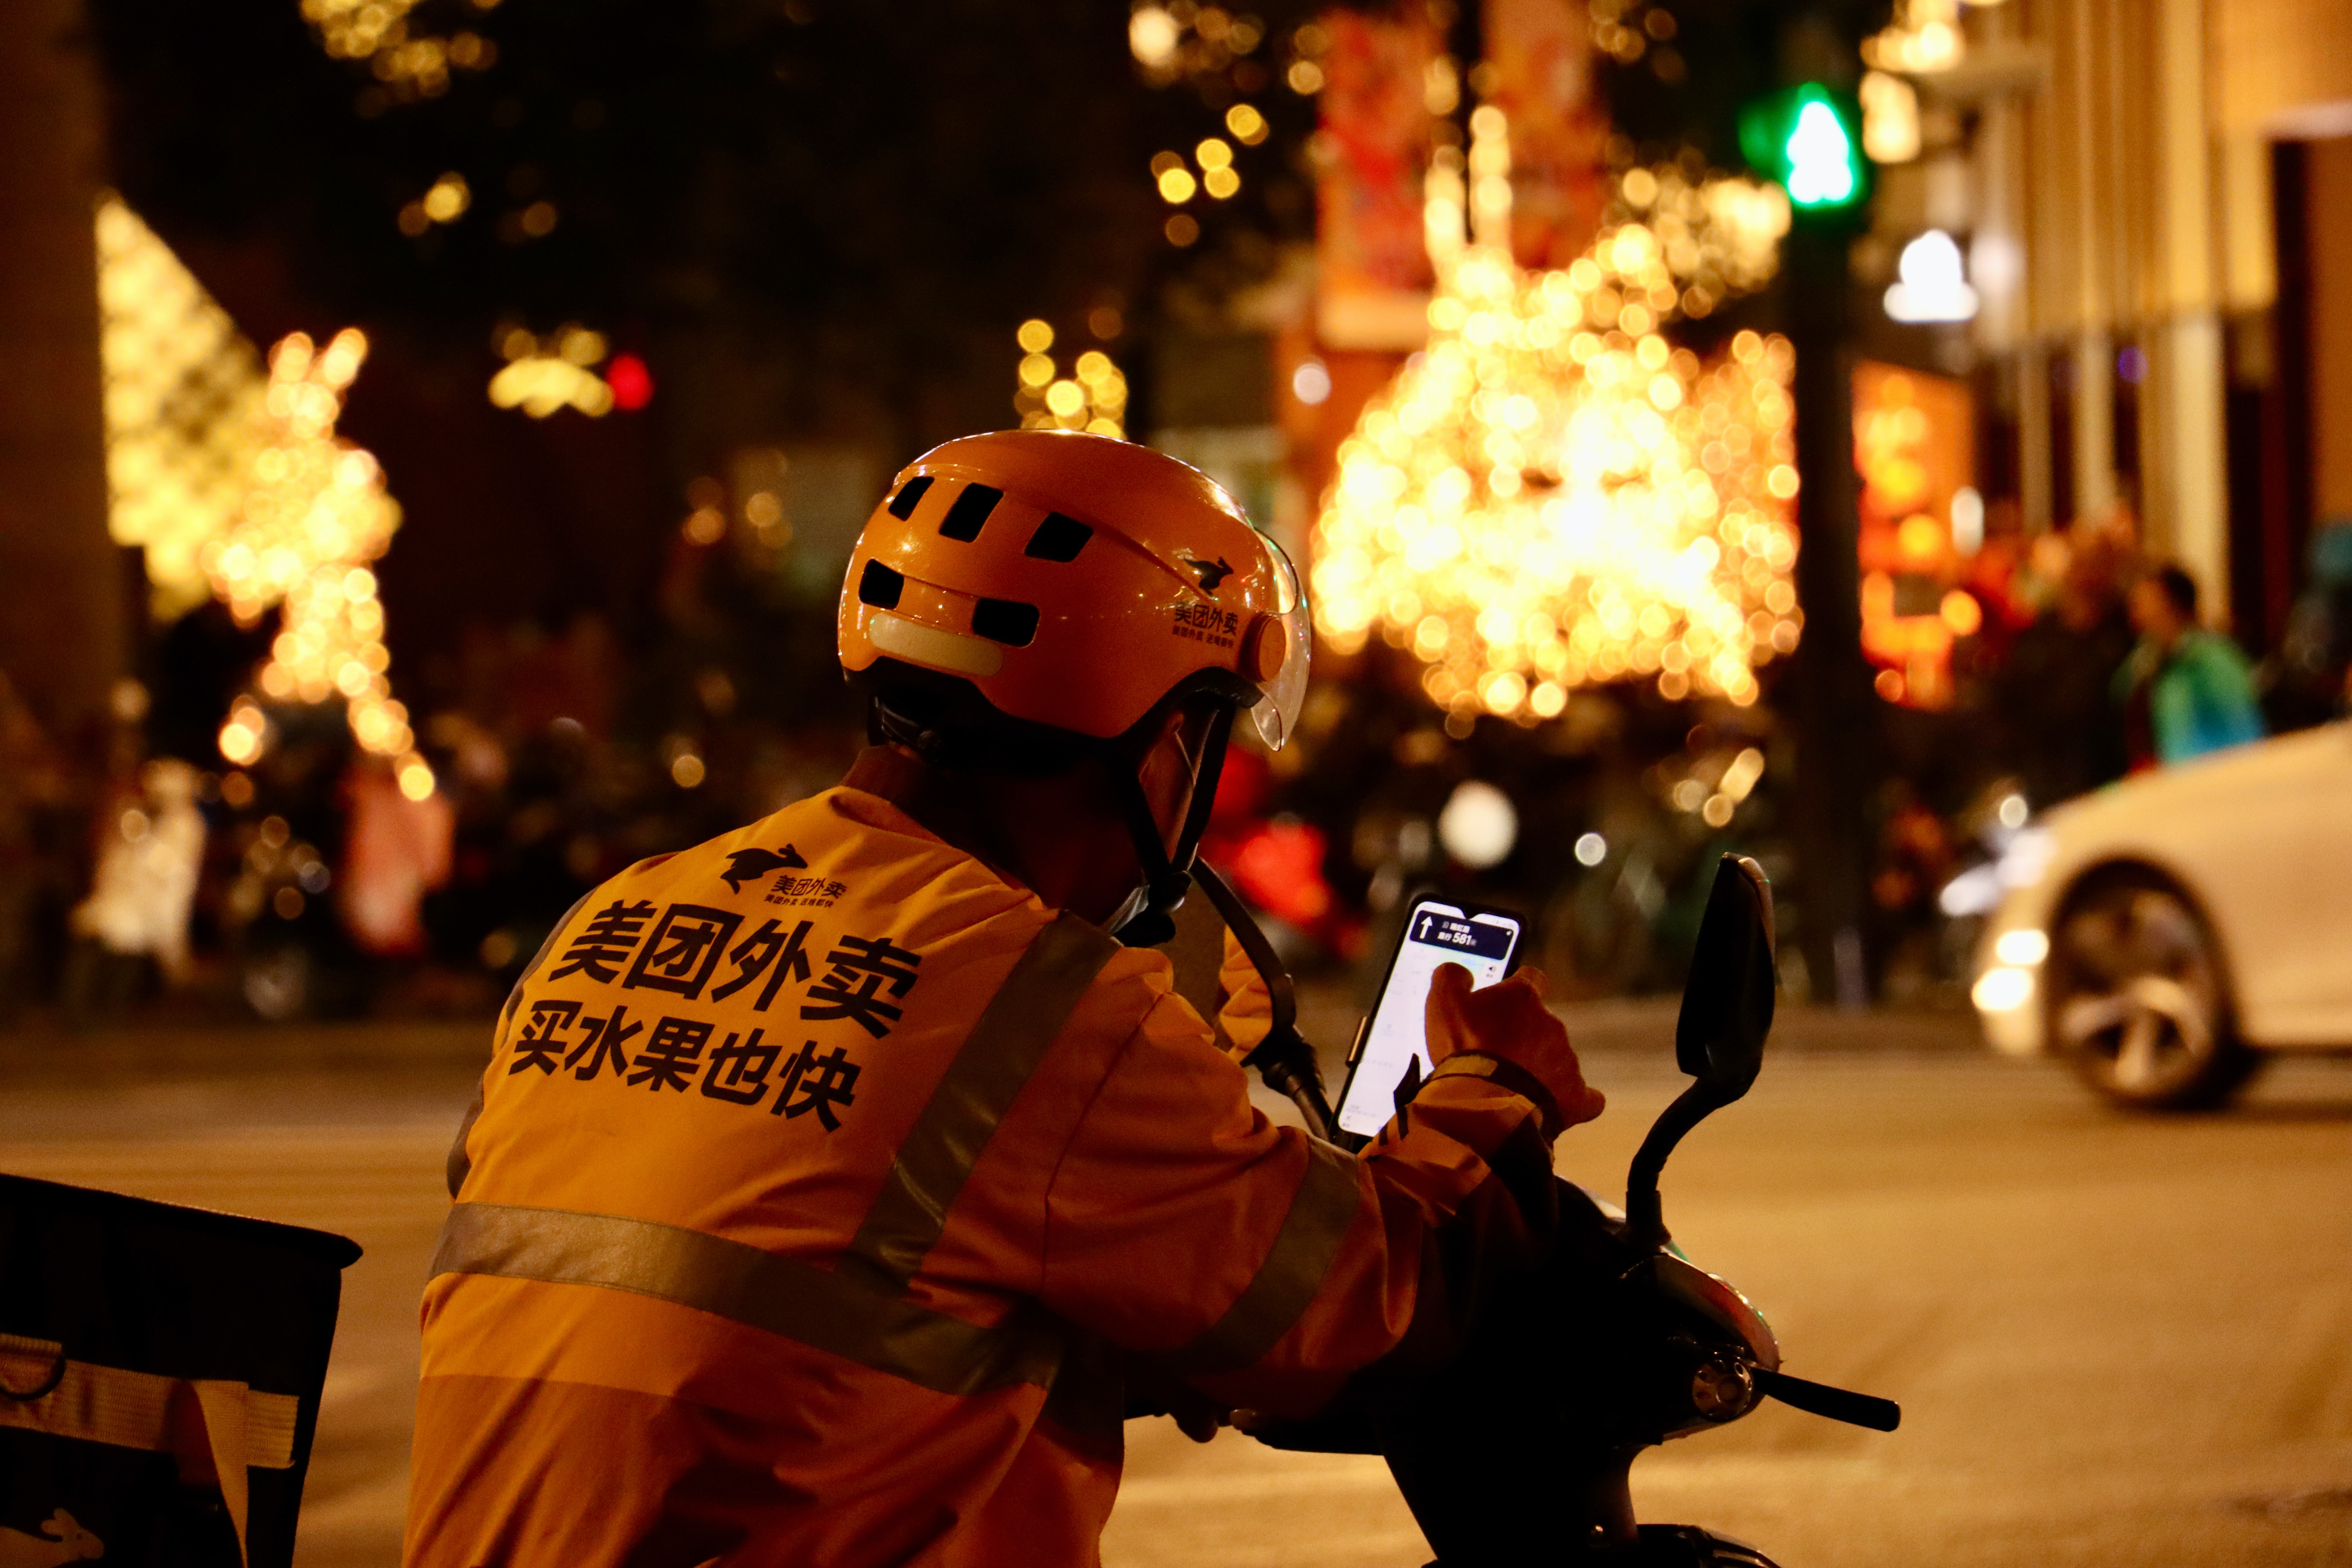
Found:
[1223,854,1900,1566]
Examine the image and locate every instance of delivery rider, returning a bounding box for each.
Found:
[405,430,1605,1568]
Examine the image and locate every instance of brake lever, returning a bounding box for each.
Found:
[1753,1367,1901,1432]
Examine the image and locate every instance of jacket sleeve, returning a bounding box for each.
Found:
[1213,926,1273,1061]
[1036,989,1562,1417]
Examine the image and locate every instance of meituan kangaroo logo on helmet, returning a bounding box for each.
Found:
[1181,556,1234,593]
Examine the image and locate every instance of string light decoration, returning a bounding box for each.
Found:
[1149,129,1250,246]
[398,172,472,236]
[299,0,498,102]
[489,323,618,417]
[96,197,268,620]
[1128,5,1269,84]
[1311,108,1802,721]
[1588,0,1693,83]
[1862,0,1964,74]
[212,332,435,799]
[98,195,432,795]
[1011,319,1128,437]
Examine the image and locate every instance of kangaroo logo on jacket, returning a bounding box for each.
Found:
[720,844,807,891]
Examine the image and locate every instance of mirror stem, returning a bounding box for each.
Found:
[1195,861,1338,1141]
[1624,1081,1729,1251]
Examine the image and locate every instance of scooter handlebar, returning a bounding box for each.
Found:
[1753,1368,1901,1432]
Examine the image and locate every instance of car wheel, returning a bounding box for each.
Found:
[2047,871,2257,1110]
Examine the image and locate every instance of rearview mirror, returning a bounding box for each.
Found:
[1673,854,1777,1104]
[1627,854,1778,1249]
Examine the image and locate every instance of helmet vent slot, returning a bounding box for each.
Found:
[885,475,934,520]
[938,483,1002,541]
[1024,512,1094,561]
[857,560,906,610]
[972,598,1040,647]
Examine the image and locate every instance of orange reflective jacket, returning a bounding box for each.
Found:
[406,760,1564,1568]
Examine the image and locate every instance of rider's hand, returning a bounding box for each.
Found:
[1124,1352,1230,1444]
[1425,963,1605,1130]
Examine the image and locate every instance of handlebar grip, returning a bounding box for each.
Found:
[1755,1368,1901,1432]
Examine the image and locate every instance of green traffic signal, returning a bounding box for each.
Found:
[1737,83,1867,211]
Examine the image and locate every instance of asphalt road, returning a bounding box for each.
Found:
[1,1008,2347,1568]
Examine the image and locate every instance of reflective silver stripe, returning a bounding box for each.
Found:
[842,912,1120,1290]
[1168,1136,1363,1374]
[431,1201,1065,1397]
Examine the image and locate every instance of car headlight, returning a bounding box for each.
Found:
[1993,927,2048,966]
[1971,966,2036,1014]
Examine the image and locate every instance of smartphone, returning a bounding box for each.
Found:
[1334,897,1525,1140]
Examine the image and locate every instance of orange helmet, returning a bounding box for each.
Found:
[838,430,1307,753]
[840,431,1325,1101]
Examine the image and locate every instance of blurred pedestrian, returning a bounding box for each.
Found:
[340,757,455,957]
[1999,526,2135,806]
[2116,564,2264,769]
[64,758,207,1019]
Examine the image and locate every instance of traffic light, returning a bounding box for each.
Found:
[1738,83,1868,213]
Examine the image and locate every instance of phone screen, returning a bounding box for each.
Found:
[1336,900,1523,1138]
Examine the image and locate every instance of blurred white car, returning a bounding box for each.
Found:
[1964,721,2352,1108]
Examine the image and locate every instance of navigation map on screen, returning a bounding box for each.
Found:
[1337,901,1521,1138]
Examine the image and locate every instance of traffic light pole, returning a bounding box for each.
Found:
[1781,213,1877,1007]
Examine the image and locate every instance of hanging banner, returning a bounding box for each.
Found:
[1314,9,1441,350]
[1483,0,1610,271]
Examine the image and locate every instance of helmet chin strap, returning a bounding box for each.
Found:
[1106,709,1338,1140]
[1109,707,1230,950]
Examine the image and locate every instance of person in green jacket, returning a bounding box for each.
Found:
[2115,564,2266,769]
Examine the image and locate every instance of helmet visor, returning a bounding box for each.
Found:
[1251,535,1310,750]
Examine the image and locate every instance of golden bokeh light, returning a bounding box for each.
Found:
[216,330,421,768]
[99,196,430,787]
[298,0,495,100]
[97,198,267,620]
[421,172,470,223]
[488,324,617,418]
[1310,113,1801,721]
[1011,324,1127,437]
